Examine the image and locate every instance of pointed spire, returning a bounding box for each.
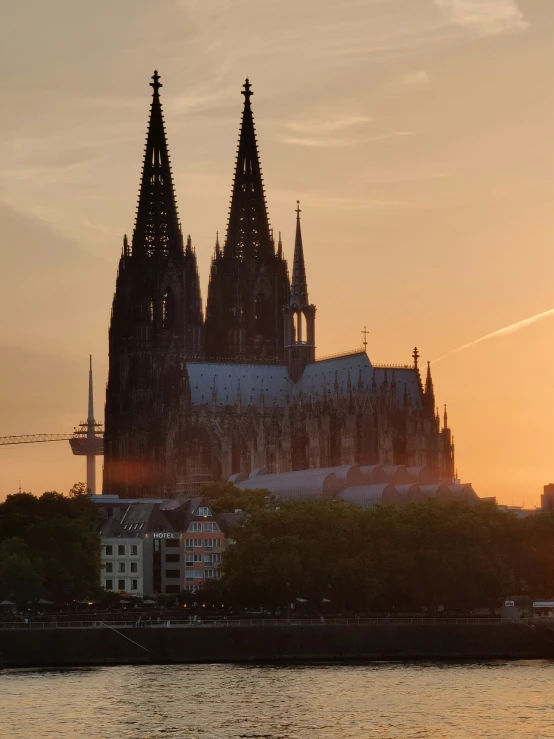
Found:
[290,200,309,307]
[412,346,420,370]
[123,234,129,258]
[132,71,182,259]
[425,361,434,393]
[444,404,448,429]
[185,234,193,256]
[88,355,94,424]
[277,231,283,259]
[224,79,272,262]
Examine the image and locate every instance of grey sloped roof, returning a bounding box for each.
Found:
[185,352,423,409]
[236,470,340,499]
[186,362,290,407]
[394,484,422,496]
[405,466,438,484]
[419,484,452,498]
[380,465,414,483]
[338,484,398,507]
[100,516,126,537]
[291,465,365,486]
[447,484,479,502]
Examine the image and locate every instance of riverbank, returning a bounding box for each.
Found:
[1,622,554,668]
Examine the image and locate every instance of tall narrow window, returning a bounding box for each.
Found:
[162,290,175,329]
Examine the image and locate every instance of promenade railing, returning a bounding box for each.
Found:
[0,617,532,630]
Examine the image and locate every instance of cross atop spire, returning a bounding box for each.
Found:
[132,71,182,259]
[242,78,253,103]
[224,79,272,262]
[412,346,420,369]
[150,70,162,95]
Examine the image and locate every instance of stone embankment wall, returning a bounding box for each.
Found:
[1,623,553,668]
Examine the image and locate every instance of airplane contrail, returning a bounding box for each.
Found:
[431,308,554,364]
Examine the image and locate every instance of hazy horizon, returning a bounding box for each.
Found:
[0,0,552,505]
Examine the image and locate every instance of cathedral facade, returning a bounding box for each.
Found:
[103,73,455,498]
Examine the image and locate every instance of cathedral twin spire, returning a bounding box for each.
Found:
[224,78,274,262]
[131,71,311,363]
[133,71,182,259]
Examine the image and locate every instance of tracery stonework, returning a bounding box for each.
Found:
[103,73,454,498]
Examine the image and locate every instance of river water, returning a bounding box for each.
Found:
[1,662,553,738]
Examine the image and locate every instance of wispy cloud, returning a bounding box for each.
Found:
[395,70,431,88]
[280,131,415,148]
[287,115,372,134]
[432,309,554,364]
[433,0,528,36]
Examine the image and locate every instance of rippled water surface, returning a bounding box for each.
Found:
[2,662,554,738]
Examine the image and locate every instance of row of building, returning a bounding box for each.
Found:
[94,472,554,597]
[93,462,478,597]
[94,495,239,598]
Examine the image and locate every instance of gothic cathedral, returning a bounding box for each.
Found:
[103,73,454,498]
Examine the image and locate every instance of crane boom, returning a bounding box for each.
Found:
[0,434,73,445]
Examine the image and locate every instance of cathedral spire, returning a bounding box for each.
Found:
[224,79,272,262]
[132,71,181,259]
[290,201,309,307]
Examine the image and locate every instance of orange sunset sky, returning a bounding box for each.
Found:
[0,0,552,505]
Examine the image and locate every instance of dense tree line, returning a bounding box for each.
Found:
[200,481,273,515]
[0,483,101,607]
[219,499,554,615]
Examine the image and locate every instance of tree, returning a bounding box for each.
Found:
[0,537,44,606]
[199,481,273,515]
[0,484,101,605]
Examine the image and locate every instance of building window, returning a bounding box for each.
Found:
[118,562,125,573]
[185,538,202,548]
[166,554,180,563]
[202,522,220,532]
[204,554,213,564]
[131,580,138,591]
[197,506,212,516]
[131,545,138,555]
[118,579,125,590]
[165,538,180,547]
[185,569,203,580]
[130,562,138,573]
[165,569,180,579]
[188,521,202,532]
[105,545,113,556]
[105,563,113,573]
[105,579,113,590]
[204,570,220,580]
[118,545,125,556]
